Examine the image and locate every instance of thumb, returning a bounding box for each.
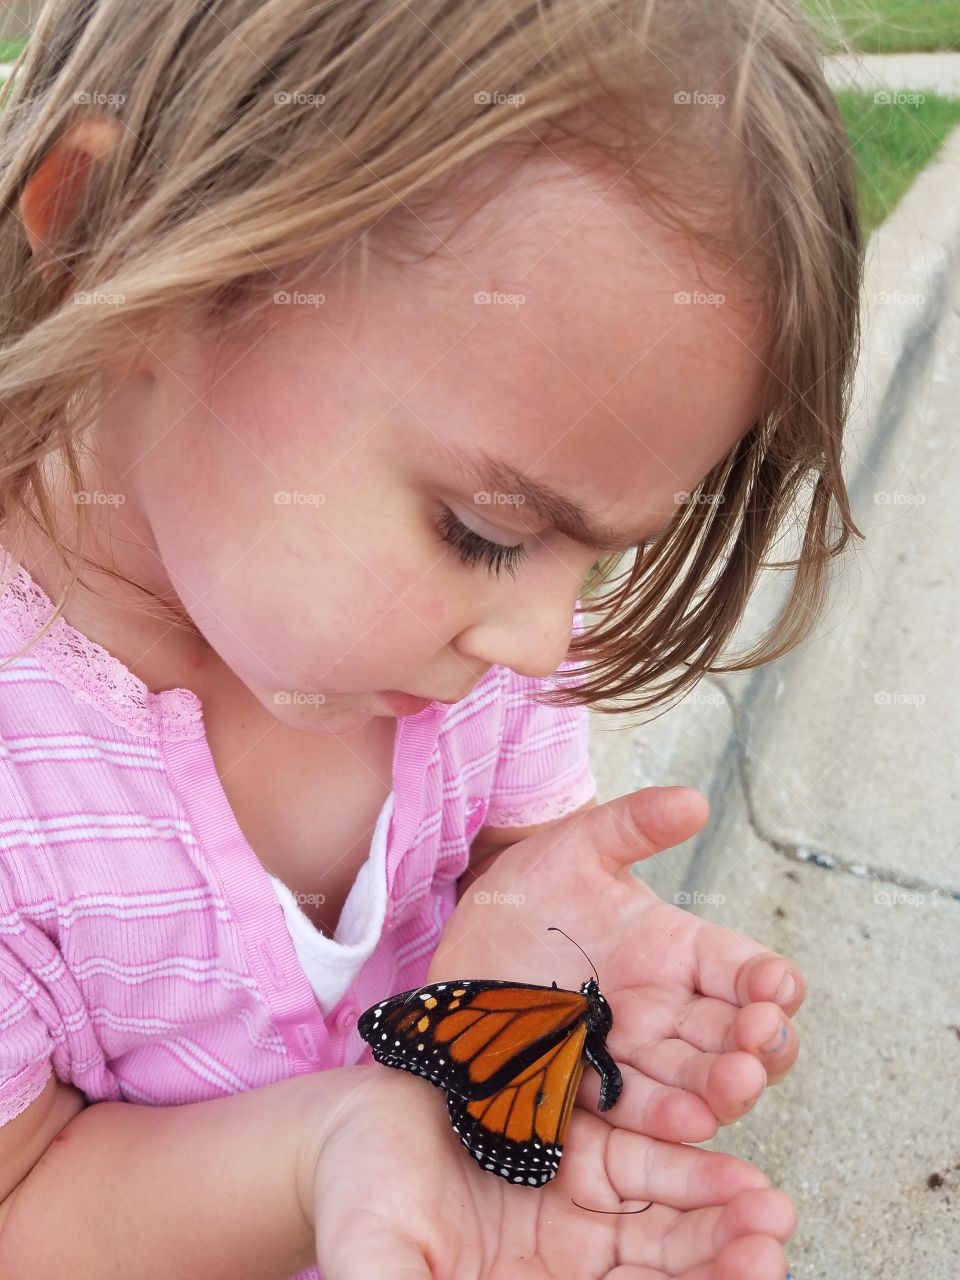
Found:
[325,1226,432,1279]
[570,786,710,872]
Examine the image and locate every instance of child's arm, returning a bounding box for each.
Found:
[0,1064,358,1279]
[0,1045,798,1278]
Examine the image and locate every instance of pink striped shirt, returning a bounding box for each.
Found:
[0,546,596,1278]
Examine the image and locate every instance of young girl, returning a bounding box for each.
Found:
[0,1,861,1277]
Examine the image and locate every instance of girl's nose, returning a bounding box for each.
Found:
[454,585,583,682]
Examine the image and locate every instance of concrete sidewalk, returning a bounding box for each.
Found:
[2,52,952,97]
[587,126,960,1277]
[826,51,960,96]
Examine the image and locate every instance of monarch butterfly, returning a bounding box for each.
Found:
[357,928,646,1208]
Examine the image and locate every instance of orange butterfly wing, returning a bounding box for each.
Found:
[358,979,594,1184]
[447,1018,588,1184]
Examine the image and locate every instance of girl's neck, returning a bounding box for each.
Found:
[0,494,223,702]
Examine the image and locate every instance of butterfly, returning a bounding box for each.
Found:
[356,929,624,1190]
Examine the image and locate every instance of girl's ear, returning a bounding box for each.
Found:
[18,112,122,284]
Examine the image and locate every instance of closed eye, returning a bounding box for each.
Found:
[434,506,529,579]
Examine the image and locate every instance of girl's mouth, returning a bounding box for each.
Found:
[379,689,436,716]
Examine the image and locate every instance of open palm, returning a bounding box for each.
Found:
[430,787,806,1140]
[312,1065,795,1280]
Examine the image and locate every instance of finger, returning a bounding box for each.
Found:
[632,1041,756,1130]
[736,951,806,1019]
[589,1121,771,1210]
[676,1235,791,1280]
[713,1188,797,1250]
[616,1186,795,1275]
[642,1044,773,1126]
[668,994,800,1091]
[610,1238,790,1280]
[576,1059,721,1143]
[692,922,805,1018]
[325,1223,431,1279]
[607,993,768,1125]
[662,1188,796,1274]
[566,786,710,875]
[729,1002,800,1087]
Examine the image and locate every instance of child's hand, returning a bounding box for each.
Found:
[311,1063,796,1279]
[430,787,805,1139]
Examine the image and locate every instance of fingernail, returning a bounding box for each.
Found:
[774,973,796,1005]
[761,1021,788,1054]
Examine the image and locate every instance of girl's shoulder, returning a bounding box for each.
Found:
[0,552,211,915]
[0,549,204,742]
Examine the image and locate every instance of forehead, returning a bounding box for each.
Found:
[385,148,770,528]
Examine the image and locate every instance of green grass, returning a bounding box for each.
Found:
[807,0,960,53]
[836,88,960,232]
[0,37,27,63]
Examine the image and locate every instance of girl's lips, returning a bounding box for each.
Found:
[379,689,436,716]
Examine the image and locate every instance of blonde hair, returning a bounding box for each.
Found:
[0,0,863,715]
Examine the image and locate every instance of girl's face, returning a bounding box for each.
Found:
[79,154,771,735]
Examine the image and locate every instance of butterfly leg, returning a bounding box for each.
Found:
[584,1032,622,1111]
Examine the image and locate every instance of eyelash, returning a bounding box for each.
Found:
[435,506,530,579]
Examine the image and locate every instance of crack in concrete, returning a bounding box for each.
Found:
[703,674,960,903]
[658,237,960,907]
[676,240,960,905]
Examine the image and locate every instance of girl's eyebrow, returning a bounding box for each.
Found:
[434,440,669,552]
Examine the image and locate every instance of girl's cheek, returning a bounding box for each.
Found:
[415,586,455,630]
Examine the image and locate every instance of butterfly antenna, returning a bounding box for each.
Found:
[571,1198,653,1215]
[547,926,600,984]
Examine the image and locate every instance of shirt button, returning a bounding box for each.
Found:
[334,1001,359,1033]
[295,1022,319,1059]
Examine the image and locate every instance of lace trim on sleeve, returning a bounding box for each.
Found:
[483,765,597,828]
[0,549,204,741]
[0,1058,54,1127]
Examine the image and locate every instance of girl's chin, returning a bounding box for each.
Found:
[266,696,384,735]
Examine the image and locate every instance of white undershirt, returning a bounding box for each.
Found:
[266,791,395,1015]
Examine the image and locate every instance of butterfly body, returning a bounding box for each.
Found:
[357,975,622,1186]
